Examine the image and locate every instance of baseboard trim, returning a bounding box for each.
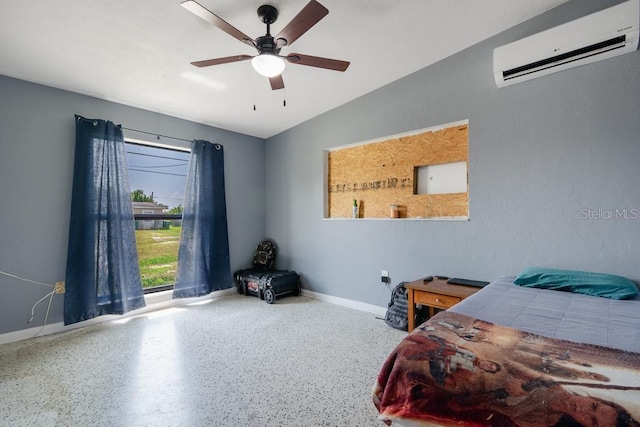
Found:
[0,287,237,346]
[301,289,387,318]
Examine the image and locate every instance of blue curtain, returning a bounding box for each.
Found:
[173,140,231,298]
[64,116,146,325]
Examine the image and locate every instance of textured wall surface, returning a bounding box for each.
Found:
[265,0,640,308]
[0,76,265,335]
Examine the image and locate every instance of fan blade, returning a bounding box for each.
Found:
[181,0,253,46]
[275,0,328,47]
[285,53,350,72]
[191,55,253,68]
[269,75,285,90]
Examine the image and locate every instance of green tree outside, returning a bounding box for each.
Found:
[131,189,153,202]
[169,205,183,214]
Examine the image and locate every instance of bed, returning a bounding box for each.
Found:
[373,273,640,426]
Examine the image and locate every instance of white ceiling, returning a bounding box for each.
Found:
[0,0,568,139]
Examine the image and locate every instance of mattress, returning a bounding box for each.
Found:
[373,276,640,426]
[449,276,640,353]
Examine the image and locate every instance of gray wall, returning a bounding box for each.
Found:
[0,76,265,335]
[264,0,640,308]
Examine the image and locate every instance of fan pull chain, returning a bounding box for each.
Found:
[283,87,286,107]
[253,69,257,111]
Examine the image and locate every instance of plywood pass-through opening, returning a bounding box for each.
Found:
[325,121,469,219]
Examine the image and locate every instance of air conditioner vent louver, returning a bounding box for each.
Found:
[494,0,639,87]
[503,35,627,81]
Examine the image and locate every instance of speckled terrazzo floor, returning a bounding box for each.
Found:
[0,294,406,427]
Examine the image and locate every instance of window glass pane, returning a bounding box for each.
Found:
[125,142,190,290]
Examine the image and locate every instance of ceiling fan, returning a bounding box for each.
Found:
[181,0,350,90]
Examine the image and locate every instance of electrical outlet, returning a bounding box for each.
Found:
[54,281,65,294]
[381,270,390,284]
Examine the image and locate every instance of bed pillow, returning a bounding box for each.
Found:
[514,267,639,300]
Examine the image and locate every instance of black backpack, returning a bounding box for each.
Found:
[385,282,408,331]
[252,240,277,269]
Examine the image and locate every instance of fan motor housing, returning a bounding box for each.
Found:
[255,35,280,54]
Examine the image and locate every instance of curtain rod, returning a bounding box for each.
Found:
[121,126,193,143]
[76,116,195,144]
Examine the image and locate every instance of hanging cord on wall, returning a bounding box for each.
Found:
[28,290,55,323]
[1,269,58,337]
[0,270,54,288]
[28,290,55,339]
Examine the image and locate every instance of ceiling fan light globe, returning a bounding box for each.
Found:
[252,54,286,77]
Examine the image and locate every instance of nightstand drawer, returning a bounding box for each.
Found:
[415,291,461,309]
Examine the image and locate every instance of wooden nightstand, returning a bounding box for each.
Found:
[405,278,480,331]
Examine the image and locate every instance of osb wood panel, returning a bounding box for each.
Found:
[327,124,468,218]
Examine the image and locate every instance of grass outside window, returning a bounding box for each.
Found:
[135,227,181,288]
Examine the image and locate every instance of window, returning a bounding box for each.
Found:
[125,141,190,292]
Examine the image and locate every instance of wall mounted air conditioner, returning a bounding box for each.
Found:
[494,0,639,87]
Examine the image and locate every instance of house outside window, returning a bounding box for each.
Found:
[133,203,169,230]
